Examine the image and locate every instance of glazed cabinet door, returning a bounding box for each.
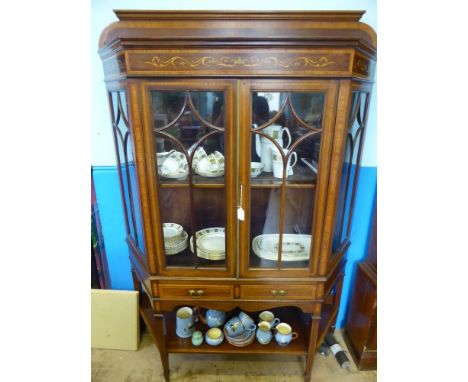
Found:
[238,80,338,277]
[325,83,373,272]
[108,90,147,261]
[140,80,236,277]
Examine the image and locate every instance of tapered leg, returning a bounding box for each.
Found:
[304,317,320,382]
[154,314,170,381]
[131,268,140,291]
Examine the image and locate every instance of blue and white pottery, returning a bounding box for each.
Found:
[224,316,244,337]
[176,307,195,338]
[205,328,224,346]
[204,309,226,328]
[274,323,299,346]
[191,331,203,346]
[238,311,255,329]
[256,321,273,345]
[258,311,280,328]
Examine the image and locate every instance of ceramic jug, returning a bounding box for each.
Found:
[254,124,292,172]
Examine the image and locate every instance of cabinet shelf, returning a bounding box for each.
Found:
[158,166,316,189]
[164,308,310,355]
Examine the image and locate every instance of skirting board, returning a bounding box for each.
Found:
[91,289,140,351]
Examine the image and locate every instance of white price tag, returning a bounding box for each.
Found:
[237,207,245,221]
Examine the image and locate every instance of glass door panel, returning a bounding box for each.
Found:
[244,83,334,274]
[149,88,231,270]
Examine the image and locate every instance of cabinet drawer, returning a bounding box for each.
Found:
[240,284,317,300]
[158,284,234,300]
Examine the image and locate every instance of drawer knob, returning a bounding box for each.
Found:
[278,290,287,296]
[188,289,196,296]
[196,289,205,296]
[271,289,278,296]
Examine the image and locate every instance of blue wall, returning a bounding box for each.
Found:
[92,167,133,290]
[336,166,376,328]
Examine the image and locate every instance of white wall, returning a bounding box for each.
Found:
[92,0,377,167]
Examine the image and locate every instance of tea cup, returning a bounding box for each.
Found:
[156,149,175,168]
[191,147,208,170]
[274,323,299,346]
[205,327,224,346]
[238,311,256,329]
[272,149,297,179]
[176,306,195,338]
[250,162,264,177]
[258,311,280,327]
[224,316,256,338]
[161,151,188,175]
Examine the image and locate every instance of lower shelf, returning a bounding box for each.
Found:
[164,308,310,355]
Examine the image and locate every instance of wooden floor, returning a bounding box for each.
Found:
[92,329,376,382]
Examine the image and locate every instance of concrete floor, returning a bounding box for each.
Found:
[92,330,376,382]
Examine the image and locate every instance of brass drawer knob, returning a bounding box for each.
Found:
[271,289,278,296]
[278,290,287,296]
[196,290,205,296]
[188,289,196,296]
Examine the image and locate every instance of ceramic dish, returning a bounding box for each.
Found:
[252,234,312,261]
[164,231,188,255]
[189,227,225,260]
[158,163,189,179]
[223,327,255,347]
[162,222,183,244]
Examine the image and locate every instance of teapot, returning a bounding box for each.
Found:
[198,309,226,328]
[254,124,292,172]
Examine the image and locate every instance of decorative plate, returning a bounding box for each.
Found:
[252,234,312,261]
[189,227,225,260]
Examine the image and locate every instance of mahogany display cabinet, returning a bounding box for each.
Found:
[98,10,376,381]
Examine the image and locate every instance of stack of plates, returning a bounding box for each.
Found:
[189,227,225,260]
[223,327,255,347]
[163,223,188,255]
[252,234,312,261]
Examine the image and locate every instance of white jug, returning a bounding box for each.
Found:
[254,124,292,172]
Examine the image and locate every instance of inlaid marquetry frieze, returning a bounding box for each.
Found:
[352,53,375,78]
[126,49,353,77]
[143,55,336,69]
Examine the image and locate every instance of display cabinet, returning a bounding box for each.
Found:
[99,10,376,381]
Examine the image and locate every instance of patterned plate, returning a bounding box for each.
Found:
[189,227,225,260]
[252,234,312,261]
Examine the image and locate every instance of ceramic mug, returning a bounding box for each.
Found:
[238,311,256,329]
[274,323,299,346]
[176,307,195,338]
[258,311,280,327]
[272,150,298,179]
[256,321,274,345]
[225,316,256,337]
[205,327,224,346]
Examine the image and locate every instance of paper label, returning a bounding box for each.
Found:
[237,207,245,221]
[330,343,342,355]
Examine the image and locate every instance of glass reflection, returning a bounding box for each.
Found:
[151,90,227,269]
[249,91,324,270]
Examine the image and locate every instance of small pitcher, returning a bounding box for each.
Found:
[256,321,274,345]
